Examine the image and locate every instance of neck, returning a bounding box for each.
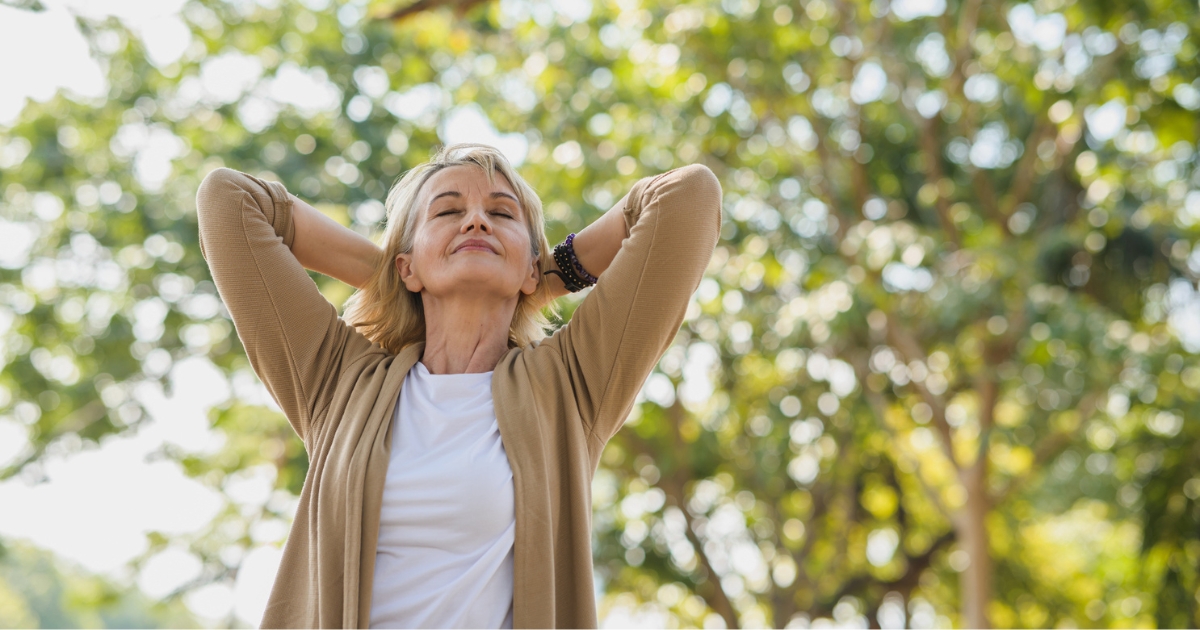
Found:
[420,292,517,374]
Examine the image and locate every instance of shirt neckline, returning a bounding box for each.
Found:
[413,361,494,379]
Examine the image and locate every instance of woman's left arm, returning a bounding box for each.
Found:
[541,197,629,299]
[542,164,723,446]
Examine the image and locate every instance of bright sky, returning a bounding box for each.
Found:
[0,3,105,125]
[0,0,196,125]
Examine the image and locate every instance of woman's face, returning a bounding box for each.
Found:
[395,165,540,303]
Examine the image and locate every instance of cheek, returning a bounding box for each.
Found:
[505,231,535,270]
[410,225,448,264]
[503,223,534,256]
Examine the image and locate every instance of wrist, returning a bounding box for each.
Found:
[563,233,598,284]
[545,233,597,293]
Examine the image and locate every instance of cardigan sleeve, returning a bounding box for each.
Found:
[196,167,366,444]
[545,164,722,446]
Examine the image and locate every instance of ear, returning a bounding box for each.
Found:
[395,252,424,293]
[519,255,540,296]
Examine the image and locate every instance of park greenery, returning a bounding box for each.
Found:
[0,540,200,628]
[1,0,1199,626]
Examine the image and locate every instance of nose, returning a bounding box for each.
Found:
[461,203,492,234]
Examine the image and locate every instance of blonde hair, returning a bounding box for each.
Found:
[343,143,556,354]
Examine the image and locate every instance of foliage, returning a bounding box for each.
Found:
[1,0,1198,627]
[0,540,200,628]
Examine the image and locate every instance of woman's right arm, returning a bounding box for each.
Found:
[288,194,383,290]
[196,167,369,444]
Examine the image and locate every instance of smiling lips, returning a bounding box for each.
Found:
[453,238,497,254]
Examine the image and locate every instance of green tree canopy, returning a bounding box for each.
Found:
[1,0,1198,626]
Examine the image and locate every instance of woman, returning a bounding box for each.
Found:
[196,142,721,628]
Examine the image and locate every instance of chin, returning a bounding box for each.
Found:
[433,270,522,298]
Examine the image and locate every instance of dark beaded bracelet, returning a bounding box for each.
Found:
[563,233,598,284]
[544,233,598,293]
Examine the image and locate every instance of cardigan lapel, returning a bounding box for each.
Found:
[351,342,424,628]
[492,348,555,629]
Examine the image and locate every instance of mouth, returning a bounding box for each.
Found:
[453,239,497,254]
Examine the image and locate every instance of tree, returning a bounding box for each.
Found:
[1,0,1197,626]
[0,539,200,628]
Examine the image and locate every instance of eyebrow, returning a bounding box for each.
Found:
[428,190,520,207]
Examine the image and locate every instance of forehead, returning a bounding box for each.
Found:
[421,165,517,202]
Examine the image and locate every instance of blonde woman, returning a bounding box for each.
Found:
[195,143,721,628]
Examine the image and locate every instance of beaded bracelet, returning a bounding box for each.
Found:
[544,232,598,292]
[563,233,598,284]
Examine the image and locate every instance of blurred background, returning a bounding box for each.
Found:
[0,0,1199,627]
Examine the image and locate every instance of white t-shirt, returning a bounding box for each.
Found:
[368,361,515,629]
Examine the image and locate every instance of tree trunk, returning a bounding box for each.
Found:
[958,459,992,628]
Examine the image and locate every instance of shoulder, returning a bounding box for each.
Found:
[196,166,246,198]
[492,338,568,383]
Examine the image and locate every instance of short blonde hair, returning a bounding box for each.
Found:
[343,143,556,354]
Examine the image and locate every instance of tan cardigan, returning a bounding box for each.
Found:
[195,162,721,628]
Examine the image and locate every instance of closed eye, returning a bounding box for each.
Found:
[434,208,514,219]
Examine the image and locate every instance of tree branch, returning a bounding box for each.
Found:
[884,317,960,471]
[623,404,741,628]
[872,45,961,247]
[806,530,957,621]
[785,479,835,607]
[955,0,984,61]
[969,167,1001,227]
[970,307,1026,468]
[379,0,488,21]
[833,0,873,215]
[660,471,741,629]
[916,116,962,247]
[849,354,956,522]
[0,399,109,482]
[809,116,857,243]
[1001,120,1054,218]
[863,387,955,521]
[0,0,45,10]
[970,372,999,469]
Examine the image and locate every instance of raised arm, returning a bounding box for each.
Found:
[196,168,371,444]
[288,194,383,290]
[541,196,628,300]
[542,163,722,447]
